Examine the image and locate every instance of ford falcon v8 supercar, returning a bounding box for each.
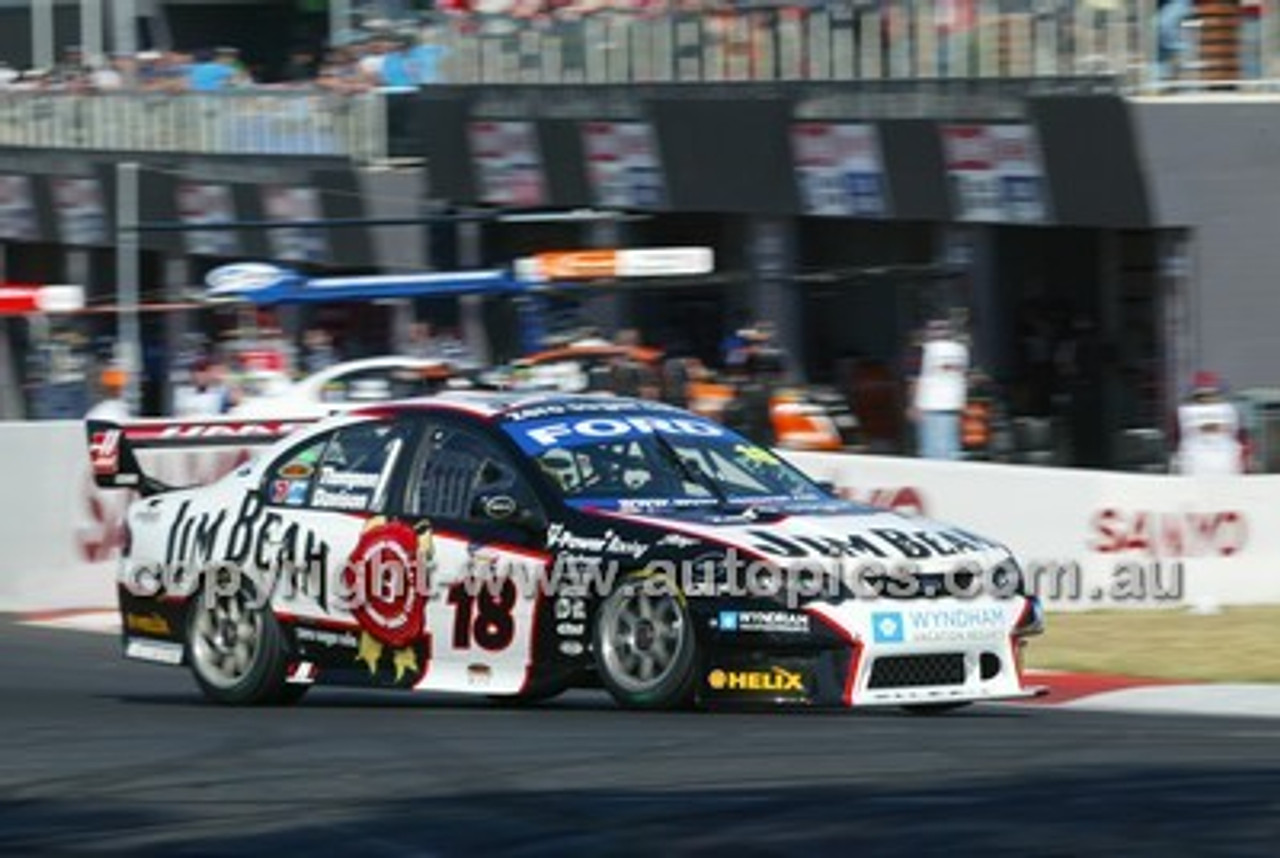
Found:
[88,393,1044,711]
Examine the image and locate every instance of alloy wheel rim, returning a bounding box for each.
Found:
[599,582,686,693]
[191,592,263,689]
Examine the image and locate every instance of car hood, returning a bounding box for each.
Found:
[579,502,1013,574]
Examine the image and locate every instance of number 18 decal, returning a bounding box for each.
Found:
[447,580,517,651]
[415,536,545,695]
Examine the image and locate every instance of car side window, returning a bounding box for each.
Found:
[311,422,409,513]
[265,421,409,513]
[411,422,540,525]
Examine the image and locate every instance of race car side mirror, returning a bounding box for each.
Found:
[471,492,543,532]
[477,492,519,521]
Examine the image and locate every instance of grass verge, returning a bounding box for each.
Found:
[1027,607,1280,683]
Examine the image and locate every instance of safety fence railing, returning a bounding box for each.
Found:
[4,4,1279,161]
[424,0,1280,93]
[433,1,1157,87]
[0,91,389,162]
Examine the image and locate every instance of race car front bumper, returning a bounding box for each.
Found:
[697,595,1043,709]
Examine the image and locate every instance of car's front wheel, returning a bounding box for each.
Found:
[593,573,697,710]
[186,578,304,706]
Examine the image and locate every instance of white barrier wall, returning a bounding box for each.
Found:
[1,422,1278,611]
[0,422,249,612]
[789,452,1280,610]
[0,422,118,611]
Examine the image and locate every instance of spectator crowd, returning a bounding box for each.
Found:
[0,2,774,94]
[0,31,448,94]
[0,2,1267,94]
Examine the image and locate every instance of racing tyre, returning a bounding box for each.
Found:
[186,576,304,706]
[594,573,697,710]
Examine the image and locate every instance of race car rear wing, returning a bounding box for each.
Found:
[86,418,316,496]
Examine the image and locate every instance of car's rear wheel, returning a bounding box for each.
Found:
[187,578,304,706]
[594,573,696,710]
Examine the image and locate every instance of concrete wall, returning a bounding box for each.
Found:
[1131,98,1280,390]
[0,4,79,70]
[358,166,428,273]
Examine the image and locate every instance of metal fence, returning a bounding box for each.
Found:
[0,91,389,162]
[2,3,1278,160]
[434,1,1161,87]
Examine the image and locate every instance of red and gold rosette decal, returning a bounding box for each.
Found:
[342,517,434,680]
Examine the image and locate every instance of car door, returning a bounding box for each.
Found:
[403,416,551,696]
[259,417,415,629]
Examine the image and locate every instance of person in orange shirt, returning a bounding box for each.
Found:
[85,367,130,421]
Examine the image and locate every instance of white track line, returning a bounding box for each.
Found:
[20,610,120,635]
[1062,684,1280,719]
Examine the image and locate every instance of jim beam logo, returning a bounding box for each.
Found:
[342,517,435,683]
[707,666,805,693]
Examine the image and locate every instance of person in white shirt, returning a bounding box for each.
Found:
[174,358,232,417]
[910,319,969,461]
[1173,371,1247,476]
[89,53,134,91]
[356,34,392,86]
[84,367,130,422]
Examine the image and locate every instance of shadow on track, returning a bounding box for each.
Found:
[2,767,1277,856]
[105,688,1033,719]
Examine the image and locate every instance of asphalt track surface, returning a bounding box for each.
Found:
[2,618,1279,857]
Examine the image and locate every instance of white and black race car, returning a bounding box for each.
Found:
[87,393,1043,711]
